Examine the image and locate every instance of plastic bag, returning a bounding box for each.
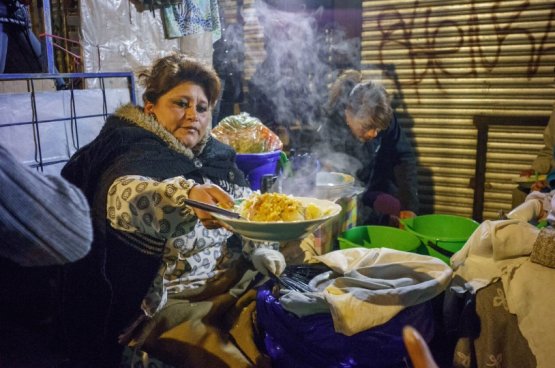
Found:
[257,279,435,368]
[212,113,282,153]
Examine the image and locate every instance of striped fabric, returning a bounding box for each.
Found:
[0,144,92,266]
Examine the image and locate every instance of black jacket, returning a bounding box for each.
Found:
[317,110,419,224]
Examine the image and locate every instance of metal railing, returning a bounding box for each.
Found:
[0,72,136,171]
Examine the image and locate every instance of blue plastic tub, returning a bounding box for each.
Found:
[235,150,281,190]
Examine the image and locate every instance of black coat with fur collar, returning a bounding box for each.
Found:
[60,104,247,366]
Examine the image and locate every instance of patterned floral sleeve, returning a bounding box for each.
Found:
[107,175,198,239]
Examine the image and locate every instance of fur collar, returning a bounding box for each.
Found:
[113,103,209,159]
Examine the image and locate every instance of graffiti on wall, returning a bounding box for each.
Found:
[376,0,555,95]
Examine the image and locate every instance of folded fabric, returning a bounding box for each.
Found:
[280,247,452,336]
[451,219,538,291]
[507,198,543,223]
[504,261,555,368]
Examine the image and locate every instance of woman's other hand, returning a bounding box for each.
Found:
[251,248,286,277]
[188,183,235,229]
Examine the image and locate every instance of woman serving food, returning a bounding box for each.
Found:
[60,54,287,367]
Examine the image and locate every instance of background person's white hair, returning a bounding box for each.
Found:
[328,70,392,131]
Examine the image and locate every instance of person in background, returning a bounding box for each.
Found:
[60,54,285,367]
[0,143,92,366]
[315,69,419,227]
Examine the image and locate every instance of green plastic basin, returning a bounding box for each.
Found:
[338,225,424,254]
[400,214,479,264]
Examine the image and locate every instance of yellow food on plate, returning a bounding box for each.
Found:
[238,193,324,222]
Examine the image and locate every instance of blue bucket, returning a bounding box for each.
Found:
[235,150,281,190]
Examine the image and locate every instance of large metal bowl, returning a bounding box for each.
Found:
[315,172,355,200]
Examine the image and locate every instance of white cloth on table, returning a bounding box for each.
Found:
[280,247,452,336]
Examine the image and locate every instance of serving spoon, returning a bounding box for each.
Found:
[183,198,244,219]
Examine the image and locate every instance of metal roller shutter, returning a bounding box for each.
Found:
[362,0,555,219]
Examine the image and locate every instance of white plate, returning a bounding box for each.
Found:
[213,197,342,241]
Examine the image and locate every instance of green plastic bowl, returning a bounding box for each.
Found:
[400,214,479,264]
[338,225,424,254]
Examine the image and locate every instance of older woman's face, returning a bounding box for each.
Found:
[345,109,380,142]
[144,82,211,148]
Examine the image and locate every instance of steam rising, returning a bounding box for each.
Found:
[245,1,332,131]
[233,0,365,196]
